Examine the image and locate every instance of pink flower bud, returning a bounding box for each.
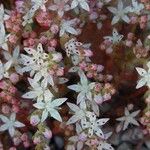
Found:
[9,73,19,84]
[9,147,17,150]
[33,137,41,144]
[43,129,52,139]
[21,133,28,141]
[30,115,40,126]
[97,65,104,72]
[13,137,21,146]
[52,53,62,62]
[103,93,111,101]
[56,68,64,76]
[12,105,19,113]
[2,104,10,114]
[94,94,103,105]
[84,50,93,57]
[23,141,30,148]
[49,39,57,47]
[50,24,59,34]
[87,72,93,78]
[125,40,133,47]
[78,133,87,142]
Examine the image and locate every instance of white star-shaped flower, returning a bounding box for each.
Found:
[97,140,114,150]
[31,0,48,11]
[68,123,87,150]
[49,0,70,17]
[81,112,109,138]
[66,102,88,125]
[130,0,144,15]
[71,0,90,11]
[22,0,48,26]
[33,92,67,122]
[136,62,150,89]
[0,4,10,25]
[116,107,140,131]
[0,60,10,80]
[3,46,22,74]
[60,19,79,37]
[0,113,25,137]
[0,24,10,51]
[108,0,130,25]
[104,28,123,44]
[22,78,53,102]
[65,38,82,57]
[68,72,95,104]
[20,43,54,86]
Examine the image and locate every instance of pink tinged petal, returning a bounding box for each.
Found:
[77,141,83,150]
[33,102,45,109]
[80,1,90,11]
[122,15,130,23]
[49,109,62,122]
[76,123,82,134]
[111,16,120,25]
[125,108,130,116]
[0,124,9,131]
[14,121,25,127]
[10,113,16,121]
[22,91,37,99]
[58,10,64,17]
[67,102,80,112]
[96,118,109,126]
[68,136,78,142]
[94,128,104,138]
[123,120,129,130]
[136,78,147,89]
[77,92,85,104]
[131,110,140,117]
[71,0,78,9]
[136,67,147,76]
[103,142,114,150]
[9,127,15,137]
[41,109,48,122]
[0,115,9,123]
[67,26,78,35]
[66,115,80,125]
[116,116,126,121]
[68,85,82,92]
[107,7,117,14]
[130,118,140,126]
[49,5,58,11]
[51,98,67,107]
